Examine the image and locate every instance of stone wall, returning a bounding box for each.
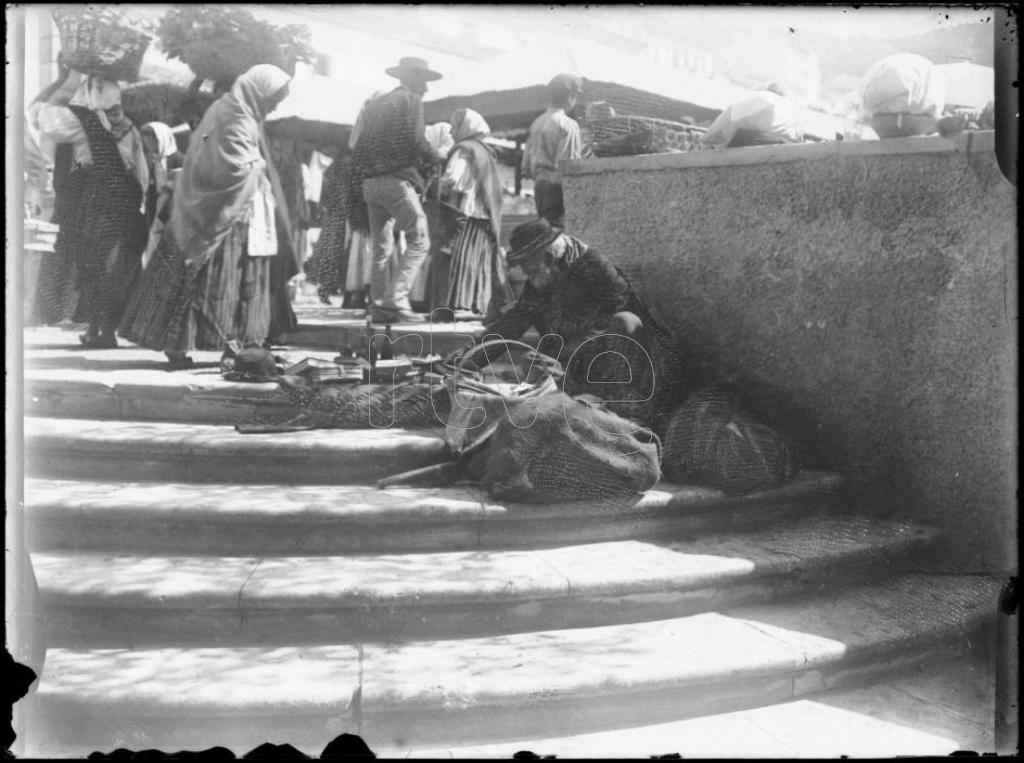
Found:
[564,133,1016,573]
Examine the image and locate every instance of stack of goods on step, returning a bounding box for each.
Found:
[585,102,704,157]
[52,7,151,82]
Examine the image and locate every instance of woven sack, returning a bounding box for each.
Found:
[662,384,801,495]
[466,393,662,504]
[276,379,450,430]
[53,9,150,82]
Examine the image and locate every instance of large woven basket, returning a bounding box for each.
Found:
[588,115,704,157]
[53,9,150,82]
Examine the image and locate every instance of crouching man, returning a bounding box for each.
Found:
[474,219,689,436]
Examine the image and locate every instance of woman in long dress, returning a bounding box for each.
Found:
[31,68,149,346]
[119,65,293,369]
[439,108,512,317]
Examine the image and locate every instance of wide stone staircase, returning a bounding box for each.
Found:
[16,323,1001,757]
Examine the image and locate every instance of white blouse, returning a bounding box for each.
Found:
[441,145,489,221]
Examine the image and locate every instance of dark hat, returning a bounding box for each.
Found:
[506,218,562,265]
[386,56,442,82]
[223,347,282,383]
[547,73,584,98]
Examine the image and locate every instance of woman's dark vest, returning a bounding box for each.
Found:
[65,105,145,262]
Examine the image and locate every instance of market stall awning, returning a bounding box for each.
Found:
[424,41,753,136]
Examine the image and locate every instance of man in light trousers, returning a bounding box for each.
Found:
[352,57,443,323]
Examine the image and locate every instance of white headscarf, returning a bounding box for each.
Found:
[142,121,178,190]
[450,108,490,143]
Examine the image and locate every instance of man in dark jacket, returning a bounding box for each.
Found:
[478,219,690,435]
[352,57,443,323]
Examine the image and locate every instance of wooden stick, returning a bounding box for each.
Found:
[377,460,467,489]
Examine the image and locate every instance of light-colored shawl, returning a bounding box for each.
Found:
[70,75,149,199]
[170,64,291,264]
[69,76,120,131]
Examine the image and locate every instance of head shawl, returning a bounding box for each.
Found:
[143,121,178,160]
[170,64,291,262]
[69,75,121,132]
[450,108,489,143]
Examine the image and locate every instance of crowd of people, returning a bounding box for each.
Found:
[24,50,984,382]
[23,54,596,368]
[21,47,982,497]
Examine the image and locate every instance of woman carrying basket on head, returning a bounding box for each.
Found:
[119,65,293,369]
[29,65,149,348]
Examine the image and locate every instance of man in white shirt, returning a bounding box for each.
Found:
[521,74,588,229]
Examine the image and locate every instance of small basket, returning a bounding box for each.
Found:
[53,9,150,82]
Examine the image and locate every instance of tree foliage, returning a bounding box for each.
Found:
[156,7,315,91]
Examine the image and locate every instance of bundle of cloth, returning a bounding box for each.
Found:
[859,53,946,139]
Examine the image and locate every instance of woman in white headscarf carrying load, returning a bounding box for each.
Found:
[437,108,513,318]
[29,66,149,347]
[119,65,293,369]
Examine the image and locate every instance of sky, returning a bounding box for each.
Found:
[25,4,997,108]
[118,4,992,42]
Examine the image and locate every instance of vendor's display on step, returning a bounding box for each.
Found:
[52,8,151,83]
[283,356,368,384]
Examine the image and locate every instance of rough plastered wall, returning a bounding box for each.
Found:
[564,134,1016,573]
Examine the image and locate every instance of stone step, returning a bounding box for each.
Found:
[26,574,1001,755]
[23,320,496,360]
[378,655,995,759]
[26,471,845,554]
[26,366,294,424]
[24,417,447,485]
[32,515,935,646]
[282,314,499,357]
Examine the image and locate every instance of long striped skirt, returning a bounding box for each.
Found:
[119,222,273,353]
[444,216,512,316]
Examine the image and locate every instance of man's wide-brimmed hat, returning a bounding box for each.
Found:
[506,219,562,265]
[386,56,442,82]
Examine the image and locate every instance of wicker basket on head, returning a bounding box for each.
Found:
[53,8,150,83]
